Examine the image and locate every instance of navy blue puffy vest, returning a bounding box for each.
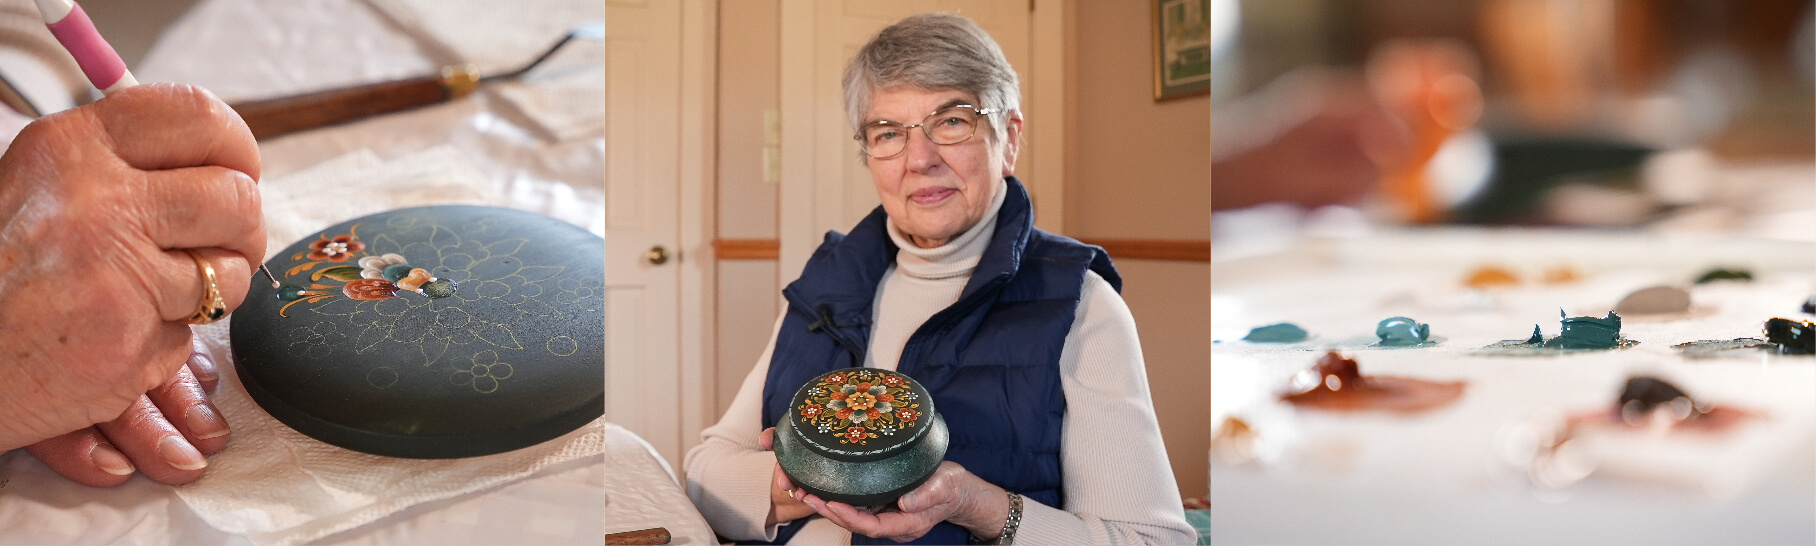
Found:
[750,178,1119,545]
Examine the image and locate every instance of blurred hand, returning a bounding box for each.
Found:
[792,461,1010,542]
[1212,68,1411,211]
[0,83,262,485]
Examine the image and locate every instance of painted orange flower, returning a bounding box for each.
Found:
[342,279,398,300]
[896,408,918,422]
[847,386,876,410]
[800,403,823,418]
[845,426,867,442]
[308,235,365,262]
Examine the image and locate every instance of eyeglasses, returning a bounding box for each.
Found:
[853,104,996,160]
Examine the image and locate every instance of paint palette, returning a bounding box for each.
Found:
[1210,228,1816,544]
[230,205,604,459]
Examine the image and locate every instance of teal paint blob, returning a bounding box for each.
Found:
[276,285,309,302]
[1544,309,1622,349]
[1525,325,1543,344]
[1375,316,1430,346]
[1243,323,1308,343]
[382,264,415,282]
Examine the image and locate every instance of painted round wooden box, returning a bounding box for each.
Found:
[774,368,947,506]
[230,205,604,459]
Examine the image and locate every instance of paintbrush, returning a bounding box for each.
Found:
[229,21,603,140]
[603,527,671,545]
[34,0,277,287]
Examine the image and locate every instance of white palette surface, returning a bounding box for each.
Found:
[1210,227,1815,545]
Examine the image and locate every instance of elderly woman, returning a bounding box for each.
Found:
[685,13,1192,545]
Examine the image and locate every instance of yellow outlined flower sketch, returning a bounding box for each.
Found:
[451,350,515,394]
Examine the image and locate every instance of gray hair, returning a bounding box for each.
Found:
[843,13,1020,150]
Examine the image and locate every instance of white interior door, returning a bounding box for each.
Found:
[779,0,1037,286]
[604,0,684,464]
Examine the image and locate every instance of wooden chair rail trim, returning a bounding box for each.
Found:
[710,238,1209,262]
[1077,238,1209,262]
[712,238,780,260]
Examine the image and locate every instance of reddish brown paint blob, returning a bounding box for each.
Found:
[1565,404,1761,436]
[1280,352,1466,414]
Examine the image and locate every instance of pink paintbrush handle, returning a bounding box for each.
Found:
[37,0,136,94]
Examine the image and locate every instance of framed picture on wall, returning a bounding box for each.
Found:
[1154,0,1211,100]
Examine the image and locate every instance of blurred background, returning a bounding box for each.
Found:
[1212,0,1813,234]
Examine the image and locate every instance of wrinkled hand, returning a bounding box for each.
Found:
[792,461,1009,543]
[760,426,816,526]
[25,334,231,486]
[0,83,262,483]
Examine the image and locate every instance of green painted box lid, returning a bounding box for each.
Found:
[776,368,947,506]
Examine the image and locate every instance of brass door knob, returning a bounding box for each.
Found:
[646,245,670,265]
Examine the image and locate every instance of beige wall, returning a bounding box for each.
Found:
[1066,2,1212,240]
[715,0,783,415]
[1065,1,1211,499]
[709,0,1211,501]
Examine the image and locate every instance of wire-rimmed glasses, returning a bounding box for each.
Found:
[854,104,996,160]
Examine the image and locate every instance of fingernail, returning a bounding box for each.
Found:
[186,405,230,440]
[158,436,207,470]
[188,352,218,383]
[90,443,135,476]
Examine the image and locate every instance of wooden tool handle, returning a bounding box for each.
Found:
[230,65,479,140]
[603,527,671,545]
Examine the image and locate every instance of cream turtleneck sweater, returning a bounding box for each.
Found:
[684,179,1192,545]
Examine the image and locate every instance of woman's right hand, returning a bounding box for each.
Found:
[760,426,816,526]
[0,83,263,454]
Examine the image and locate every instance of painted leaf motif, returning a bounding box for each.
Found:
[315,266,365,282]
[484,238,528,256]
[354,324,388,353]
[418,336,451,367]
[470,321,525,350]
[429,225,461,250]
[370,233,403,256]
[514,266,563,283]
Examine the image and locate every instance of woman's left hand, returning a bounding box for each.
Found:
[22,333,230,486]
[793,461,1011,542]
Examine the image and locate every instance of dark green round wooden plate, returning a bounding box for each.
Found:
[230,205,604,459]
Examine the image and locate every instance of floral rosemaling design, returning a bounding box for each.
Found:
[308,234,364,262]
[829,380,893,422]
[272,227,460,317]
[278,216,578,371]
[797,369,925,446]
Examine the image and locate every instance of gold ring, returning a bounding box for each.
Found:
[182,249,226,325]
